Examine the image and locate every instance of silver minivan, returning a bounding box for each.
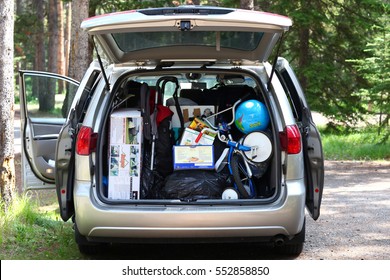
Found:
[19,6,324,256]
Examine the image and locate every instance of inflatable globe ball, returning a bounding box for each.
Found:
[235,100,270,134]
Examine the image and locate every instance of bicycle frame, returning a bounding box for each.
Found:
[202,94,258,198]
[226,140,253,179]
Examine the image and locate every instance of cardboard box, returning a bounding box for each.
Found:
[108,109,142,200]
[173,145,214,170]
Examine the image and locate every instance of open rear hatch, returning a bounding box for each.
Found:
[81,6,292,64]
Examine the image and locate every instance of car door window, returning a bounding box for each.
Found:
[23,73,79,120]
[19,71,79,188]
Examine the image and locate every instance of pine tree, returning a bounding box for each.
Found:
[347,8,389,139]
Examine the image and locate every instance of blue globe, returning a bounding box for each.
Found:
[235,100,270,134]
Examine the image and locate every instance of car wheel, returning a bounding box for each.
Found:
[74,222,106,255]
[275,219,305,256]
[276,242,304,256]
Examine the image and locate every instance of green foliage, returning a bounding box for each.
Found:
[320,125,390,160]
[258,0,386,126]
[0,194,79,260]
[347,7,389,132]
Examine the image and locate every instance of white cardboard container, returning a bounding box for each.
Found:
[108,109,142,200]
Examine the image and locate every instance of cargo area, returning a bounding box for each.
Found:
[96,70,281,203]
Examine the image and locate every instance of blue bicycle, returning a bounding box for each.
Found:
[203,96,273,199]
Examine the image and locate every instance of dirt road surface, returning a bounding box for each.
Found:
[300,160,390,260]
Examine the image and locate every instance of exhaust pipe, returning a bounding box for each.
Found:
[272,235,286,247]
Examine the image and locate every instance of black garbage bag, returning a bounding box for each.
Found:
[141,140,166,199]
[141,165,165,199]
[161,170,230,200]
[154,117,175,177]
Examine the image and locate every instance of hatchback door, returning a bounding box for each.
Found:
[275,58,324,220]
[81,6,292,64]
[19,71,79,191]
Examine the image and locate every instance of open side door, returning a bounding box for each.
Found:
[275,58,324,220]
[19,71,79,191]
[19,67,101,221]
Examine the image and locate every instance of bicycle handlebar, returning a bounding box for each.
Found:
[203,92,252,129]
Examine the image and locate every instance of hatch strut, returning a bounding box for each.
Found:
[267,33,285,91]
[92,36,110,91]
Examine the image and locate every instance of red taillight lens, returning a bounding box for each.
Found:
[76,126,98,155]
[280,124,301,154]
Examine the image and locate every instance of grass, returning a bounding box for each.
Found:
[319,125,390,161]
[0,193,82,260]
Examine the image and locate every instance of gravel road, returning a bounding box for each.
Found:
[300,160,390,260]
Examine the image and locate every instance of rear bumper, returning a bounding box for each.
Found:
[73,179,306,242]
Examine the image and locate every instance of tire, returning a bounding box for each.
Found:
[275,219,306,256]
[74,222,106,255]
[276,242,304,256]
[230,154,254,198]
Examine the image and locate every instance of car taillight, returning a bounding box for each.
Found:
[76,126,98,155]
[280,124,301,154]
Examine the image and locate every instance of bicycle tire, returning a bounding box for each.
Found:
[231,154,254,199]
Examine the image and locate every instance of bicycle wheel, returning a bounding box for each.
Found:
[230,154,255,199]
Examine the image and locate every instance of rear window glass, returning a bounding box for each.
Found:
[112,31,264,52]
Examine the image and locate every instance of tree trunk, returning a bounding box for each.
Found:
[62,0,90,117]
[297,0,310,90]
[64,2,72,77]
[256,0,271,11]
[57,0,65,76]
[16,0,24,14]
[41,0,59,112]
[0,0,16,210]
[57,0,65,94]
[240,0,254,10]
[68,0,91,81]
[33,0,45,71]
[32,0,46,104]
[298,27,309,89]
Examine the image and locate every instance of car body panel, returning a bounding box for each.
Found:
[74,178,305,240]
